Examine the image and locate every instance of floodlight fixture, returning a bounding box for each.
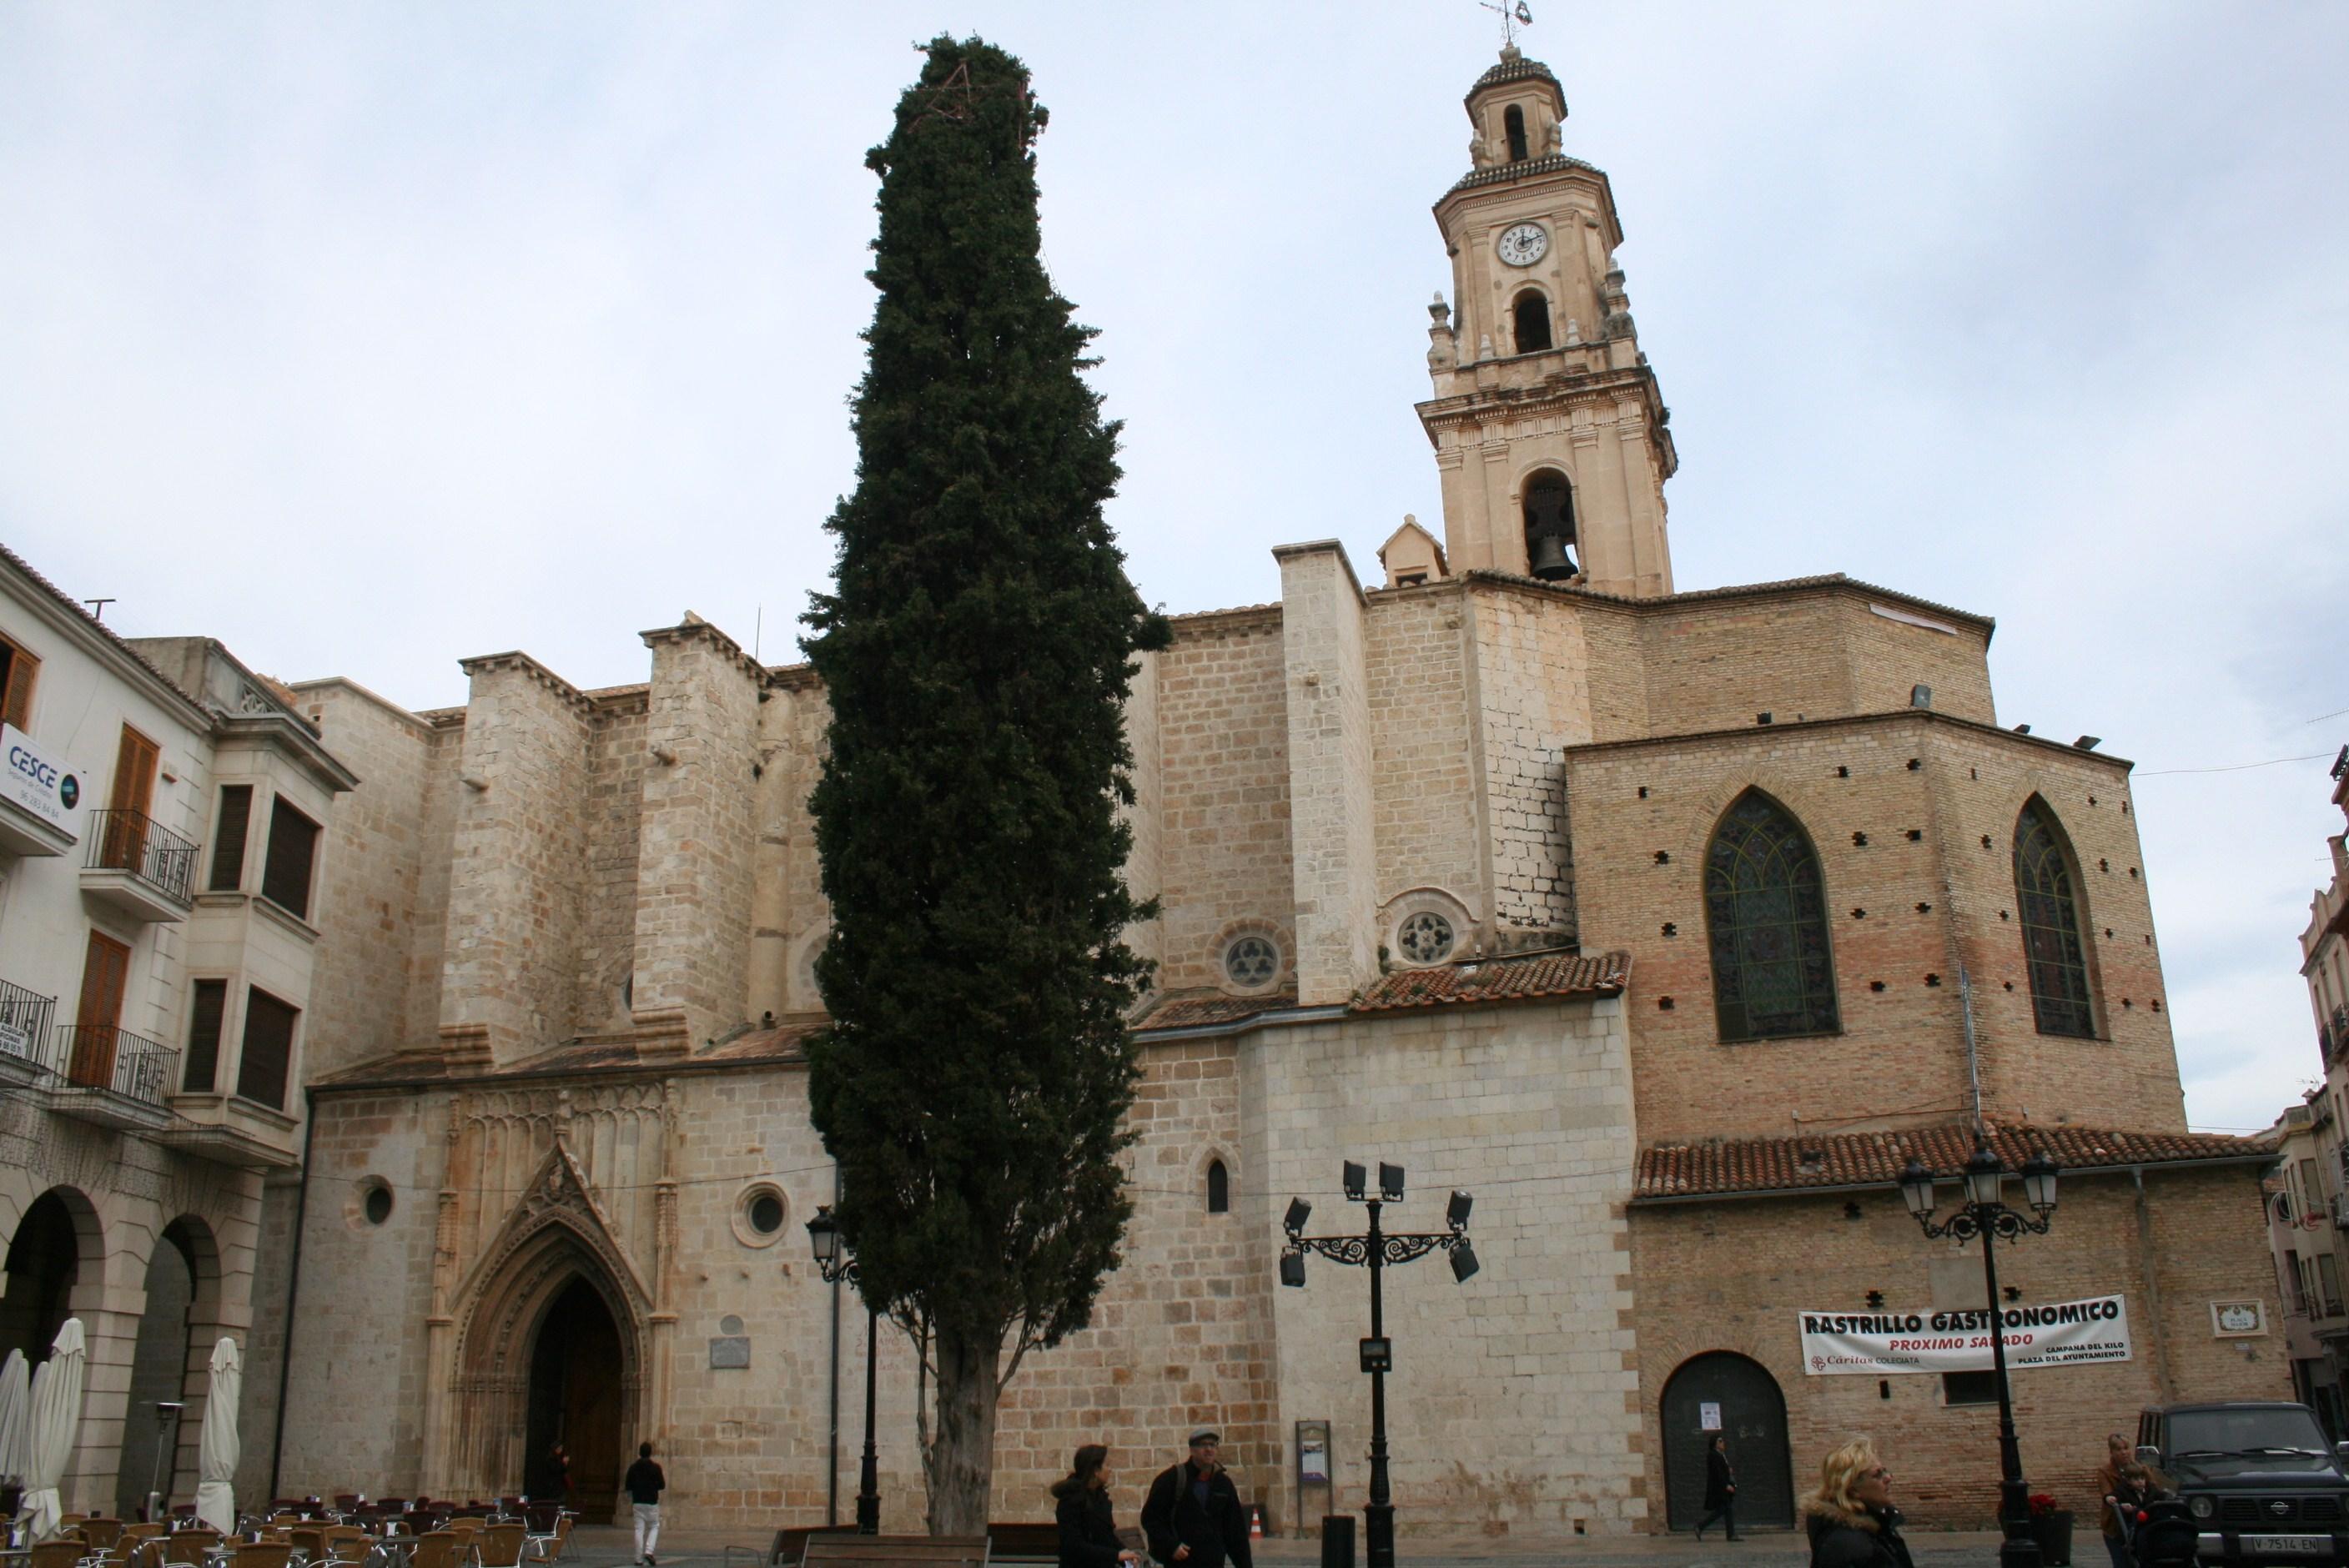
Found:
[1378,1163,1406,1203]
[1285,1197,1312,1237]
[1342,1161,1367,1201]
[1446,1189,1473,1230]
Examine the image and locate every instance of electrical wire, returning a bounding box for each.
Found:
[2136,752,2331,777]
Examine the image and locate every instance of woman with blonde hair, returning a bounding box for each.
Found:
[1802,1439,1915,1568]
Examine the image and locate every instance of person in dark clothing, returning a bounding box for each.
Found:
[1140,1429,1253,1568]
[546,1443,572,1510]
[1802,1440,1915,1568]
[1696,1434,1739,1542]
[624,1440,666,1566]
[1050,1445,1142,1568]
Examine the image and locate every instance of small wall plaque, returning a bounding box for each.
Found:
[709,1335,752,1369]
[2211,1300,2266,1338]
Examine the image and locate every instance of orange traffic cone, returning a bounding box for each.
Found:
[1249,1504,1265,1540]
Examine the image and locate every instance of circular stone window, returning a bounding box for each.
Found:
[1396,911,1456,965]
[1223,935,1280,990]
[348,1178,394,1229]
[732,1183,789,1249]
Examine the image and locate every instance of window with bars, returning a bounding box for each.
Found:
[236,987,299,1110]
[1704,790,1840,1041]
[2014,798,2097,1038]
[209,786,252,892]
[261,797,319,920]
[184,979,227,1093]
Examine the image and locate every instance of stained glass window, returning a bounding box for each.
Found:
[2015,798,2097,1038]
[1705,792,1840,1041]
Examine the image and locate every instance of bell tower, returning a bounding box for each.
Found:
[1416,48,1676,597]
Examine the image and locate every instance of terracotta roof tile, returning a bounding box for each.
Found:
[1134,990,1299,1033]
[1635,1120,2275,1201]
[1351,949,1630,1013]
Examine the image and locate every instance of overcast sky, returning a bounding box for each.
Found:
[3,3,2343,1134]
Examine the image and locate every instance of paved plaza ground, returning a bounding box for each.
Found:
[568,1521,2013,1568]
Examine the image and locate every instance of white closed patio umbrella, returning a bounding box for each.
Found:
[20,1319,86,1540]
[0,1349,30,1490]
[194,1338,240,1533]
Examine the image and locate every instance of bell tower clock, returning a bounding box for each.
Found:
[1415,47,1676,598]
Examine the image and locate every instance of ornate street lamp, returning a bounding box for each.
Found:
[806,1205,882,1535]
[1280,1163,1477,1568]
[1899,1146,2060,1568]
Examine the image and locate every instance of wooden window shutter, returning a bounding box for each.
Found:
[110,725,160,817]
[0,636,38,731]
[184,979,228,1093]
[260,797,319,920]
[235,988,299,1110]
[209,787,253,892]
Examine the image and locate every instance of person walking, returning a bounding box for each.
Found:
[2098,1431,2155,1568]
[1802,1440,1914,1568]
[624,1440,666,1567]
[1140,1429,1253,1568]
[1052,1445,1142,1568]
[1696,1434,1740,1542]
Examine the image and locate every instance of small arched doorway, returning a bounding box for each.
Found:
[1661,1352,1794,1531]
[524,1278,625,1521]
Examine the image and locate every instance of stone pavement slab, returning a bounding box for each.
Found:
[566,1522,2012,1568]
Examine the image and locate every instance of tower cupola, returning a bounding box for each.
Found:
[1465,47,1566,169]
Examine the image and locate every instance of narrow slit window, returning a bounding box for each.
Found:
[1206,1158,1230,1214]
[1504,104,1529,163]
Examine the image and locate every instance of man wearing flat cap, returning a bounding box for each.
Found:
[1141,1428,1253,1568]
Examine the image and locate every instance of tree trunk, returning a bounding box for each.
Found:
[924,1323,999,1537]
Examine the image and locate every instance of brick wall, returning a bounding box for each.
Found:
[1628,1163,2287,1531]
[1567,712,2187,1143]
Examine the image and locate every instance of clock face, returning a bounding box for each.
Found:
[1497,222,1549,267]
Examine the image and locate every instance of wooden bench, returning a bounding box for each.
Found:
[798,1535,989,1568]
[983,1524,1057,1565]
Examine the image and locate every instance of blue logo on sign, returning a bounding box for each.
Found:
[58,775,78,810]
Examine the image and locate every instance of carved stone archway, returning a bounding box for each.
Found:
[436,1142,651,1505]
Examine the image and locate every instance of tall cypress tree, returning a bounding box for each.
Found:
[802,34,1167,1535]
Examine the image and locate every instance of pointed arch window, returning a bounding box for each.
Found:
[1512,289,1552,353]
[1504,105,1530,163]
[2014,797,2098,1038]
[1705,791,1840,1041]
[1205,1158,1230,1214]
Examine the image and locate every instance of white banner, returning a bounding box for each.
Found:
[1799,1294,2132,1376]
[2,725,84,840]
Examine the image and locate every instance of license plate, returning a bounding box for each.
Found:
[2242,1535,2331,1554]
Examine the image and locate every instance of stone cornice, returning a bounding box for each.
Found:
[456,650,596,716]
[1459,569,1997,641]
[639,614,767,686]
[1166,603,1283,641]
[1270,539,1368,607]
[1562,706,2135,774]
[213,712,362,794]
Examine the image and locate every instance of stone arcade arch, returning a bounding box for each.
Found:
[1659,1352,1793,1531]
[0,1187,103,1367]
[115,1215,225,1520]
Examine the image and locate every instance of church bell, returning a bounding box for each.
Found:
[1528,532,1577,581]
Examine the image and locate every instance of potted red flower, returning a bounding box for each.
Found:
[2028,1492,2074,1565]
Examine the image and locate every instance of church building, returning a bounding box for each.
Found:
[235,46,2283,1540]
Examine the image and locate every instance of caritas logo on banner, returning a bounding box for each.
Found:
[1798,1295,2131,1376]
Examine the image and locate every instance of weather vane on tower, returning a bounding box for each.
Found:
[1480,0,1534,49]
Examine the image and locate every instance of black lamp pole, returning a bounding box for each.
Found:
[1900,1147,2060,1568]
[1280,1162,1479,1568]
[807,1206,883,1535]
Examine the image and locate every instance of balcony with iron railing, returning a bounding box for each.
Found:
[80,808,198,922]
[0,978,58,1091]
[49,1023,179,1130]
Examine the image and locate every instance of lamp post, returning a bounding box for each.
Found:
[806,1205,882,1535]
[1899,1146,2060,1568]
[1279,1161,1478,1568]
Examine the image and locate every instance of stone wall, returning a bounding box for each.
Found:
[1627,1164,2286,1530]
[576,691,648,1037]
[1276,545,1378,1005]
[1362,585,1481,924]
[1152,610,1292,995]
[1245,997,1647,1539]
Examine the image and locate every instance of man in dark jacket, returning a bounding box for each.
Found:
[1141,1430,1253,1568]
[624,1440,666,1567]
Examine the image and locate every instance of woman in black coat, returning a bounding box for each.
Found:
[1052,1445,1142,1568]
[1697,1434,1739,1541]
[1803,1440,1917,1568]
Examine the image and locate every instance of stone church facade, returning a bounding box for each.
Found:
[244,48,2284,1541]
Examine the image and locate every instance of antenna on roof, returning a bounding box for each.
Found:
[1478,0,1533,49]
[83,597,115,622]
